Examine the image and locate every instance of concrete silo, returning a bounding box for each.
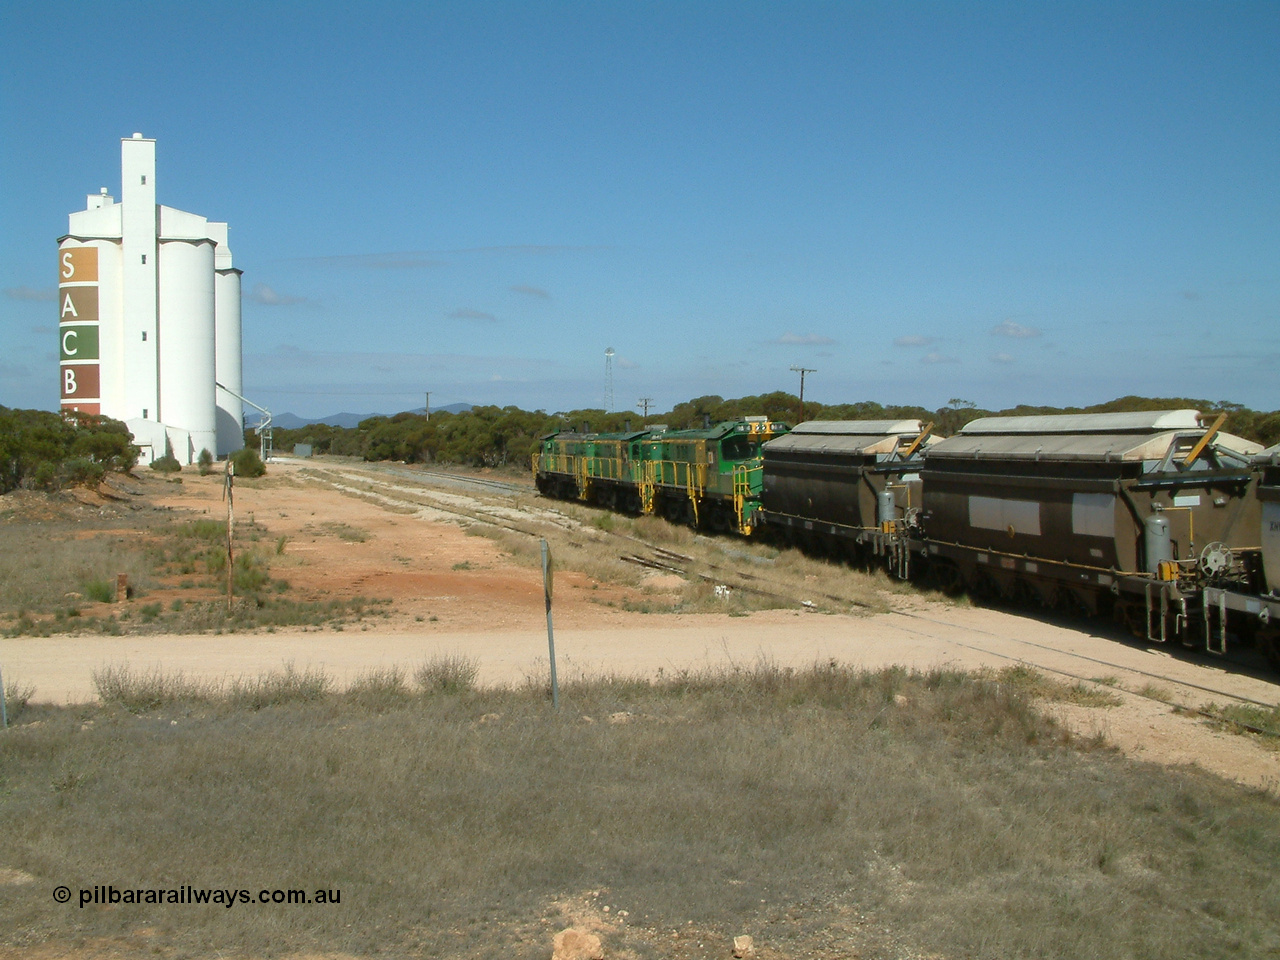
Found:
[59,134,246,464]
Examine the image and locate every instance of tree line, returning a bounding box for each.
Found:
[271,394,1280,469]
[0,407,138,494]
[1,395,1274,495]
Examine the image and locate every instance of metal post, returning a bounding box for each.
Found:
[224,460,235,612]
[541,539,559,709]
[424,392,431,421]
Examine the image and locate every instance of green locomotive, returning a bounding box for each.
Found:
[533,417,789,534]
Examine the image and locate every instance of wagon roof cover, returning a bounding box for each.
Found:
[931,409,1262,463]
[789,419,925,436]
[765,420,934,457]
[958,410,1203,435]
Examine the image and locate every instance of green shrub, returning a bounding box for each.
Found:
[180,519,227,541]
[197,448,214,475]
[0,406,138,493]
[233,552,270,593]
[150,455,181,473]
[231,447,266,477]
[62,457,106,486]
[84,579,116,604]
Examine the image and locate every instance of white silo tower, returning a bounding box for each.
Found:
[59,135,244,464]
[211,222,244,457]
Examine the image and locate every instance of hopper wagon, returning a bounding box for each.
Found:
[915,410,1264,649]
[1198,443,1280,666]
[759,420,937,574]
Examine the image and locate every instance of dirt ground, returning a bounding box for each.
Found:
[4,458,1279,795]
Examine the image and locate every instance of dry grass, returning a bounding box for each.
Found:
[305,520,370,542]
[0,486,394,637]
[2,662,1278,959]
[990,664,1124,708]
[1197,701,1280,748]
[0,524,155,612]
[472,501,892,616]
[92,663,337,712]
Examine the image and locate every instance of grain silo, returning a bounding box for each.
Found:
[59,134,245,463]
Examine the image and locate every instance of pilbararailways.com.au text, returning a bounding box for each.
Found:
[63,885,341,908]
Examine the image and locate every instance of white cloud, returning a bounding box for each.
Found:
[774,332,836,345]
[249,283,310,306]
[991,319,1041,339]
[893,335,936,347]
[922,351,960,365]
[449,307,499,322]
[991,353,1016,364]
[510,284,551,300]
[5,286,56,302]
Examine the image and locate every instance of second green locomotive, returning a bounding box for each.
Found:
[534,417,789,534]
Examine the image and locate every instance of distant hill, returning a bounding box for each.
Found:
[272,404,472,430]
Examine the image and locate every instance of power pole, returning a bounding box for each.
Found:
[789,366,815,424]
[638,397,653,419]
[424,392,431,420]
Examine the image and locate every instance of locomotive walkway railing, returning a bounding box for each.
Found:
[732,463,763,534]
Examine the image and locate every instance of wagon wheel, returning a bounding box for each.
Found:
[1263,629,1280,672]
[924,560,965,597]
[707,505,731,533]
[1112,599,1143,638]
[1055,586,1091,618]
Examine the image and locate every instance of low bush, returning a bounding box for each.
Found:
[414,652,480,694]
[150,454,181,473]
[83,579,115,604]
[2,675,35,722]
[345,666,412,710]
[231,447,266,477]
[226,663,333,709]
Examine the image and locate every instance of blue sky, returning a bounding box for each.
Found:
[3,1,1277,418]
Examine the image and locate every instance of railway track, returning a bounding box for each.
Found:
[292,460,1280,726]
[362,462,528,495]
[620,543,1280,719]
[886,609,1280,730]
